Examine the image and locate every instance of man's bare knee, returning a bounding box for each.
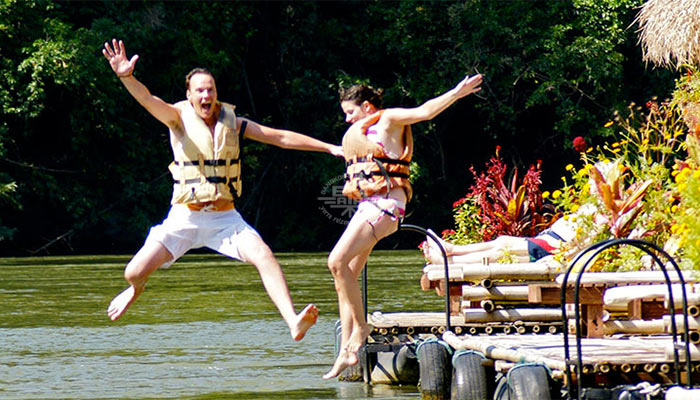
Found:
[124,261,150,287]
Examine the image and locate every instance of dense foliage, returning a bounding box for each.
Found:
[444,148,555,246]
[0,0,675,256]
[548,94,688,271]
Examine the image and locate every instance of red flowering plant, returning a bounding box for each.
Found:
[573,136,588,153]
[441,147,556,248]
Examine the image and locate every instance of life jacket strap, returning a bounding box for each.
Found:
[174,176,240,184]
[173,159,240,166]
[345,156,410,167]
[344,171,410,180]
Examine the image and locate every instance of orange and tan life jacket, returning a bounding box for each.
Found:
[342,110,413,201]
[168,101,243,205]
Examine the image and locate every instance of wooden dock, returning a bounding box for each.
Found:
[358,243,700,395]
[367,311,564,336]
[442,330,699,385]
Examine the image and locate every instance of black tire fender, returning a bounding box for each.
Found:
[451,350,489,400]
[416,339,453,400]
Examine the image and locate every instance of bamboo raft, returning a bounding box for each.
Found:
[358,246,700,394]
[420,260,700,338]
[412,259,700,393]
[442,330,700,385]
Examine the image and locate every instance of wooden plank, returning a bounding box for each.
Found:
[462,285,530,301]
[529,284,605,305]
[628,298,643,320]
[436,279,464,297]
[583,304,606,338]
[367,311,465,328]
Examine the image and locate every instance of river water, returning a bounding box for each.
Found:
[0,250,437,399]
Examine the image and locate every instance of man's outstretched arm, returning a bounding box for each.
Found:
[102,38,180,130]
[242,118,343,157]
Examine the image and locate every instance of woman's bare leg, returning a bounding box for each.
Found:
[107,240,173,321]
[323,246,373,380]
[323,209,398,379]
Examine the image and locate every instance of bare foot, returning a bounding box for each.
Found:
[323,348,358,380]
[345,323,373,353]
[107,286,140,321]
[424,230,452,264]
[290,303,318,341]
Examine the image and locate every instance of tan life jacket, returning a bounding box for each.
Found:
[168,101,244,205]
[342,110,413,201]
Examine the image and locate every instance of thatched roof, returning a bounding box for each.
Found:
[636,0,700,69]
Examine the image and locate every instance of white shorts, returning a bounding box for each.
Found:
[144,205,260,268]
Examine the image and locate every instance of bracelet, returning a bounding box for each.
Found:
[117,73,132,78]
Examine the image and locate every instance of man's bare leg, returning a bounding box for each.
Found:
[237,230,317,341]
[292,304,319,341]
[108,240,172,321]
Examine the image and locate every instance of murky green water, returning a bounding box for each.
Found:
[0,250,440,399]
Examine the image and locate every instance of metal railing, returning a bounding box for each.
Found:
[359,223,451,382]
[560,238,692,399]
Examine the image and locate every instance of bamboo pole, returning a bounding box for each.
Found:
[689,305,700,318]
[481,299,496,312]
[600,319,666,335]
[596,316,700,336]
[493,360,565,380]
[663,315,700,333]
[603,284,700,309]
[478,299,532,312]
[425,262,559,282]
[463,308,570,322]
[665,342,700,361]
[423,265,465,281]
[461,285,530,301]
[556,271,697,286]
[689,330,700,345]
[442,331,568,371]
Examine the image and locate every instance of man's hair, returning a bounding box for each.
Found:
[185,67,215,91]
[339,84,383,109]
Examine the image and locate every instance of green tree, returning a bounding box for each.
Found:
[0,0,679,255]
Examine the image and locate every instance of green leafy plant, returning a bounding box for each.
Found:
[588,160,652,238]
[552,97,686,270]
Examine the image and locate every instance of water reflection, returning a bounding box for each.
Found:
[0,251,433,399]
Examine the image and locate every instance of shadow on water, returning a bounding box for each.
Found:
[174,385,420,399]
[0,250,437,399]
